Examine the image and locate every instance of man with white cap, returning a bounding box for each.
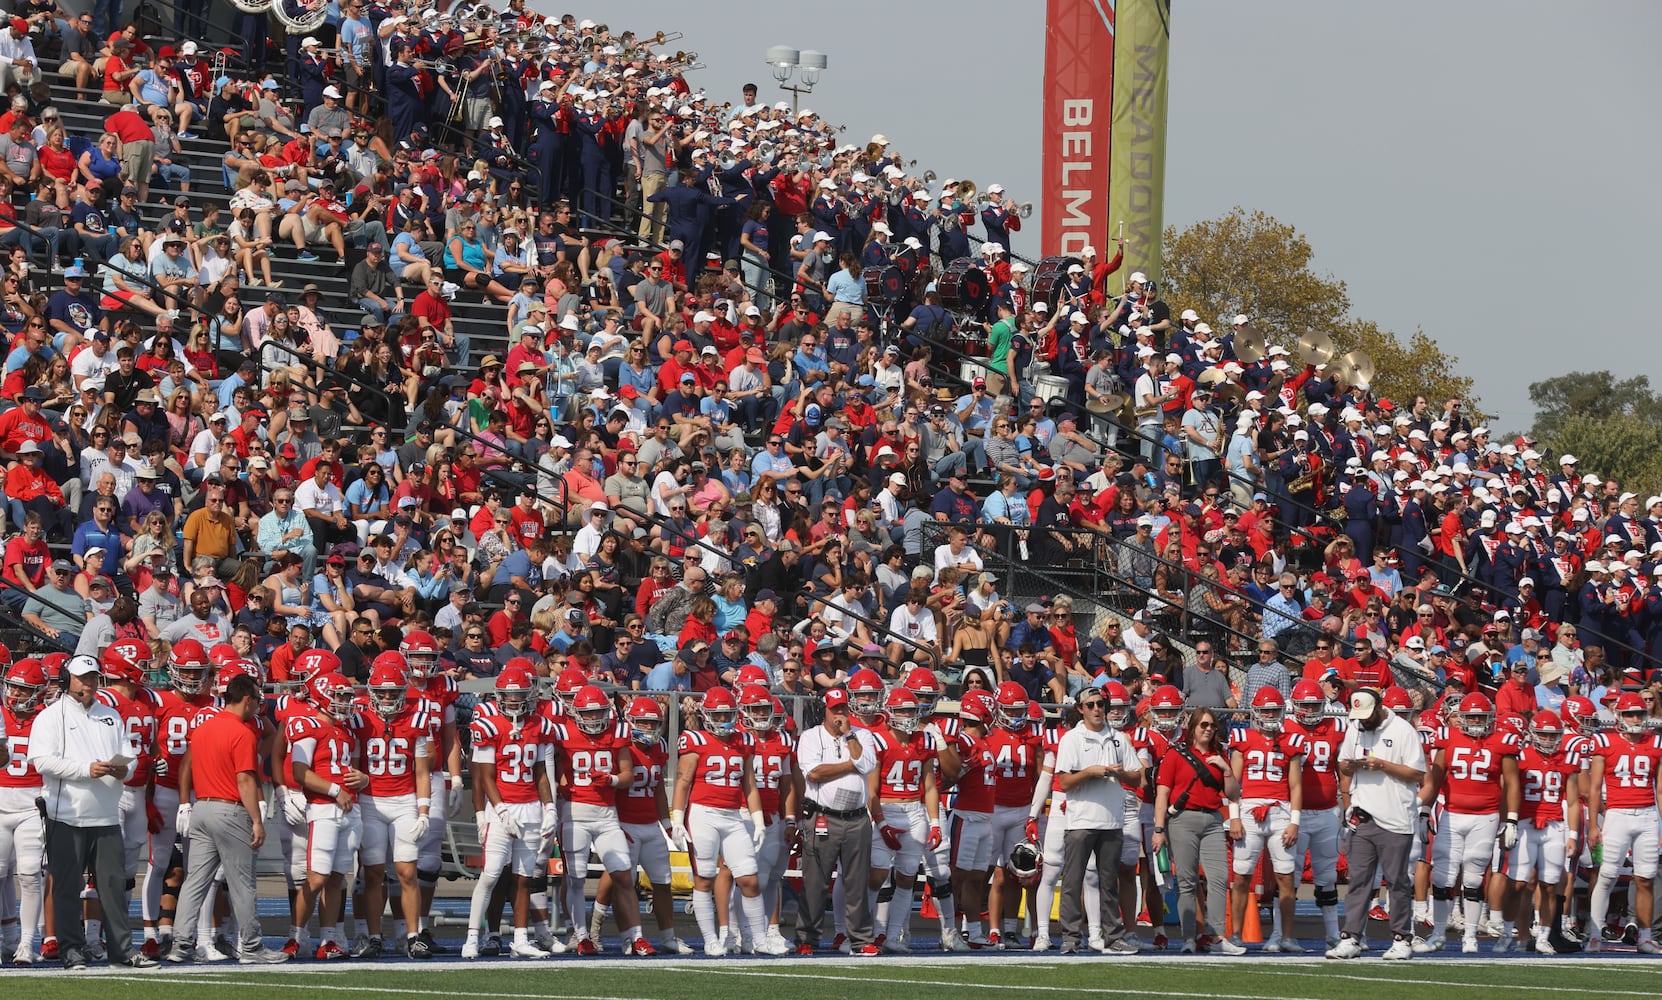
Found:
[306,83,350,138]
[1328,686,1427,960]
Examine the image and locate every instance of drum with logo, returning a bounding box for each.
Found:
[937,257,990,312]
[863,265,907,303]
[1030,255,1083,314]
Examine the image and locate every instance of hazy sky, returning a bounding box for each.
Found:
[543,0,1661,428]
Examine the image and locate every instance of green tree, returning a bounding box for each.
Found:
[1162,207,1476,409]
[1526,370,1662,443]
[1538,411,1662,489]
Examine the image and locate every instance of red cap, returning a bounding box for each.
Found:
[8,18,26,33]
[972,375,986,387]
[824,688,849,709]
[618,385,640,399]
[673,339,694,353]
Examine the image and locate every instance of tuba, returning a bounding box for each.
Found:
[274,0,329,32]
[230,0,273,12]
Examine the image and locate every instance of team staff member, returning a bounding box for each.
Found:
[165,673,291,965]
[30,654,154,970]
[1054,686,1143,955]
[1327,687,1427,961]
[795,687,879,955]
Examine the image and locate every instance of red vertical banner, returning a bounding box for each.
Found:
[1041,0,1115,256]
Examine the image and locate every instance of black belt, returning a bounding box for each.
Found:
[805,801,866,821]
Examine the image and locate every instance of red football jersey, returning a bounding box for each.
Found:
[354,708,434,798]
[985,727,1042,808]
[288,713,362,804]
[951,731,997,814]
[874,727,937,803]
[471,713,554,805]
[1234,729,1306,801]
[1518,744,1579,823]
[1126,726,1171,805]
[553,720,634,808]
[677,729,756,810]
[1286,718,1345,810]
[154,690,212,791]
[271,693,318,789]
[0,706,39,789]
[1590,732,1662,810]
[619,736,669,826]
[1437,728,1520,815]
[749,729,796,818]
[97,686,160,787]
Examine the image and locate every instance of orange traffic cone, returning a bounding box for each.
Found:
[1224,885,1235,939]
[1240,856,1265,943]
[920,883,939,920]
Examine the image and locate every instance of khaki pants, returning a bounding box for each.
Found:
[638,171,667,242]
[121,139,154,192]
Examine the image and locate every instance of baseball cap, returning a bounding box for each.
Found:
[824,688,849,709]
[1347,689,1380,722]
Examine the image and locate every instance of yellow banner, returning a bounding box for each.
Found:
[1108,0,1171,292]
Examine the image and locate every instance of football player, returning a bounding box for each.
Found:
[984,682,1041,948]
[949,688,998,948]
[905,666,964,950]
[1584,692,1662,953]
[288,672,368,960]
[95,640,162,957]
[727,685,798,953]
[0,659,47,964]
[867,687,943,953]
[272,649,340,954]
[1286,679,1345,947]
[353,654,435,958]
[402,630,466,954]
[1415,692,1520,954]
[1230,686,1305,953]
[1500,709,1580,953]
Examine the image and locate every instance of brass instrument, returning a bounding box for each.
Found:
[922,169,937,183]
[1018,202,1033,218]
[956,179,977,203]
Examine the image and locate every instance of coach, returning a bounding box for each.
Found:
[1328,687,1426,961]
[30,654,153,969]
[1054,690,1143,955]
[166,673,291,965]
[795,687,878,954]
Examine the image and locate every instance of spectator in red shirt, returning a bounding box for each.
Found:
[0,508,50,608]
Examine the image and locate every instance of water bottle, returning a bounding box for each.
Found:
[1590,843,1603,868]
[1154,842,1172,876]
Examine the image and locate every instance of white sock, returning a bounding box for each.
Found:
[1036,863,1060,938]
[1003,916,1019,935]
[1462,899,1481,938]
[741,893,767,944]
[1321,904,1340,942]
[1083,867,1102,939]
[1271,905,1284,940]
[513,927,529,945]
[86,918,101,946]
[692,889,718,946]
[1431,897,1450,939]
[886,885,914,942]
[965,919,982,939]
[933,885,956,931]
[353,918,367,938]
[1502,919,1515,940]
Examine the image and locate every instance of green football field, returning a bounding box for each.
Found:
[10,954,1655,1000]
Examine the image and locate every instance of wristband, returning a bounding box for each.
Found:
[417,797,431,808]
[750,810,765,832]
[670,809,685,826]
[1227,802,1240,820]
[1289,810,1301,825]
[1505,812,1518,822]
[327,783,341,798]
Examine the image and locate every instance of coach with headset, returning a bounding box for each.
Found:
[30,654,156,970]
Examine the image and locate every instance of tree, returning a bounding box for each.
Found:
[1538,411,1662,490]
[1162,207,1477,409]
[1526,370,1662,443]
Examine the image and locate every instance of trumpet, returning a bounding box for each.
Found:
[1018,202,1033,218]
[922,169,936,183]
[956,179,977,202]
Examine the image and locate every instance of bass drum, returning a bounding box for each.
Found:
[862,265,906,303]
[937,257,990,313]
[877,241,919,279]
[1029,254,1082,314]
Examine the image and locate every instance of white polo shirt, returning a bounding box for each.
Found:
[1336,711,1426,836]
[1053,722,1142,831]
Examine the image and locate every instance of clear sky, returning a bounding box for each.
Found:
[539,0,1662,428]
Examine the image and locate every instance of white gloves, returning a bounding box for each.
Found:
[669,810,689,852]
[283,788,308,826]
[412,814,430,841]
[447,778,466,816]
[176,803,192,838]
[750,810,767,851]
[475,809,489,834]
[496,805,522,840]
[539,809,559,841]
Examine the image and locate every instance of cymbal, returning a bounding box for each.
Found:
[1327,357,1358,386]
[1197,367,1228,387]
[1342,350,1376,384]
[1089,392,1129,413]
[1214,382,1244,405]
[1234,326,1266,364]
[1296,329,1335,367]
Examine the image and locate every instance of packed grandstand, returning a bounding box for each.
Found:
[0,0,1656,974]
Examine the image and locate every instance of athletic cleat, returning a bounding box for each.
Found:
[964,932,995,950]
[1623,923,1641,946]
[939,929,970,953]
[1088,933,1106,951]
[1213,937,1246,955]
[1030,933,1051,952]
[1368,904,1389,922]
[1462,938,1479,954]
[1381,938,1413,961]
[1264,936,1282,952]
[314,941,348,960]
[461,941,479,960]
[406,936,433,959]
[510,940,550,959]
[1494,935,1515,954]
[12,949,36,965]
[40,938,58,960]
[831,932,848,954]
[1638,939,1662,955]
[1325,937,1362,960]
[351,937,383,960]
[163,943,195,964]
[1136,908,1152,926]
[481,935,502,957]
[1101,939,1140,955]
[1478,917,1505,939]
[84,937,107,961]
[238,946,292,965]
[704,939,727,957]
[881,936,911,954]
[207,935,234,961]
[753,935,788,956]
[631,938,660,957]
[796,941,815,956]
[418,929,448,955]
[140,939,160,960]
[281,938,301,957]
[660,936,694,955]
[1277,938,1305,954]
[575,937,600,957]
[1584,936,1602,954]
[1151,933,1169,950]
[1411,936,1444,954]
[854,943,881,956]
[986,930,1004,950]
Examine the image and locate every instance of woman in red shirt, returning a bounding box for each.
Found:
[1152,707,1242,954]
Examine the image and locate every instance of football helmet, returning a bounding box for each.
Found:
[1529,709,1564,755]
[627,695,665,743]
[293,648,342,689]
[701,686,738,735]
[847,668,886,719]
[100,639,150,687]
[208,642,240,668]
[1291,679,1326,727]
[0,639,11,668]
[3,658,47,716]
[1150,684,1185,735]
[1614,692,1650,736]
[885,687,921,734]
[367,656,409,718]
[39,652,65,704]
[1009,839,1042,888]
[314,672,357,723]
[166,638,211,696]
[1099,681,1132,730]
[903,665,941,716]
[495,668,536,723]
[215,658,262,697]
[572,684,612,735]
[1561,696,1601,736]
[555,667,589,711]
[1251,686,1286,733]
[1456,692,1495,738]
[993,681,1029,731]
[958,689,993,725]
[1381,685,1414,720]
[739,684,777,732]
[399,629,440,683]
[734,664,770,689]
